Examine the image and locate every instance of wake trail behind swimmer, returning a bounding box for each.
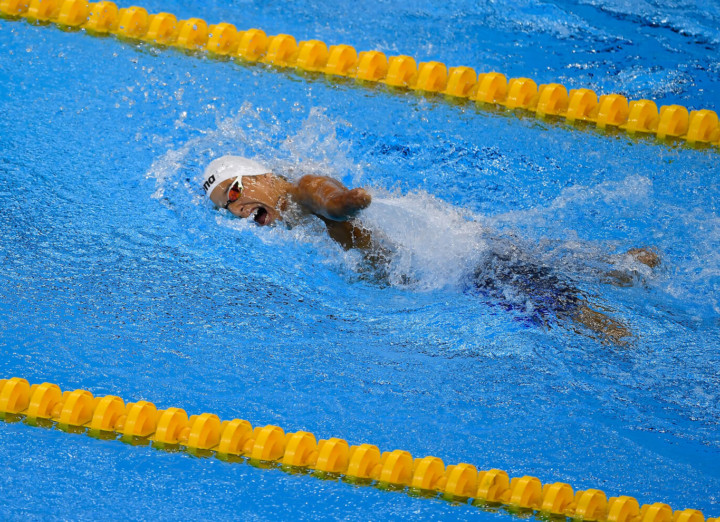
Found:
[202,156,659,345]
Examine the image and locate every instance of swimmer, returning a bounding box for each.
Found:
[203,155,659,345]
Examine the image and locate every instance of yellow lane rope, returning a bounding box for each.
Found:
[1,0,719,148]
[1,378,717,520]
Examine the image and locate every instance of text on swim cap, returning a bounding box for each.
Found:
[203,174,215,193]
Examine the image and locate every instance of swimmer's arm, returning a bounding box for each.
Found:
[572,303,632,346]
[323,218,393,273]
[292,175,372,221]
[323,219,375,250]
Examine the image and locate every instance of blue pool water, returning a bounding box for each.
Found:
[1,0,719,519]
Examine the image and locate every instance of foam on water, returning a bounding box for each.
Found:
[361,191,489,290]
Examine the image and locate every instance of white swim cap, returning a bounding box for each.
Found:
[202,156,271,198]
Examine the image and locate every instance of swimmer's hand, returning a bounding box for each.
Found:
[328,188,372,220]
[293,175,372,221]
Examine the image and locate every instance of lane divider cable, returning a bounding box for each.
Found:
[1,0,719,148]
[1,378,716,521]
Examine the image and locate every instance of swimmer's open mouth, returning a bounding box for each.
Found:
[251,207,270,226]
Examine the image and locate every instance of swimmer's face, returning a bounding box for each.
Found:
[210,174,282,226]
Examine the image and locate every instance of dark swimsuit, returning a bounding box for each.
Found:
[468,249,583,326]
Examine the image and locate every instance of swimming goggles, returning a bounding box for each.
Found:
[223,177,244,209]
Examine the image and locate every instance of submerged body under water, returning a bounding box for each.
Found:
[470,244,583,323]
[466,239,656,342]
